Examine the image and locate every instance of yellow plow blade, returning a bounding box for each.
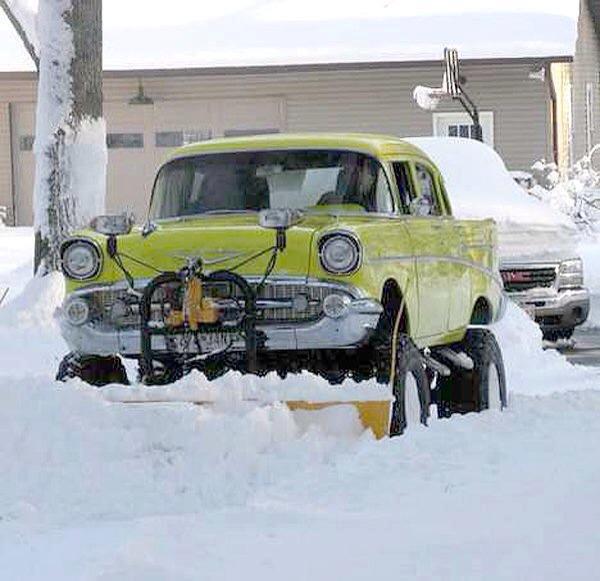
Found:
[102,388,391,438]
[285,400,391,439]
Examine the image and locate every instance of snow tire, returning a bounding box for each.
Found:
[437,328,507,417]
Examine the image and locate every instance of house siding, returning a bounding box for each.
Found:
[0,102,12,222]
[573,0,600,159]
[0,60,555,225]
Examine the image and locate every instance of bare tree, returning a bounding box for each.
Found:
[1,0,105,274]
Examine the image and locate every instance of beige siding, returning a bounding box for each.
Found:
[0,61,554,225]
[0,102,12,222]
[573,0,600,159]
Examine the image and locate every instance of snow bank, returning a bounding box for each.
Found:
[492,302,598,396]
[0,227,33,303]
[407,137,575,228]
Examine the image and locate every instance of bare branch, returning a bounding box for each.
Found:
[0,0,39,70]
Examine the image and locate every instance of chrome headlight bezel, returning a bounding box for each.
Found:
[558,258,584,289]
[319,232,362,275]
[60,238,103,281]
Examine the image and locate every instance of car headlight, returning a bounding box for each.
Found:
[64,297,90,326]
[319,233,361,275]
[60,238,102,280]
[558,258,584,289]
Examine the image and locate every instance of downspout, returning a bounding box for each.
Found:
[7,101,17,226]
[547,63,559,165]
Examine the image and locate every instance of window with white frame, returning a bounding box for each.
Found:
[433,112,494,147]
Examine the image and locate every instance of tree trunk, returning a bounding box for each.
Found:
[33,0,105,274]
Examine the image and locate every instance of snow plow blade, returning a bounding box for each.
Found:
[285,400,391,439]
[101,388,392,439]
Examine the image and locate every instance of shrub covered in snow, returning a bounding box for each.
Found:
[530,146,600,234]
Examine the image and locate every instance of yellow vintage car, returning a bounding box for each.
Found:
[57,133,506,435]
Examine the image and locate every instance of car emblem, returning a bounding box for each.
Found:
[501,270,531,283]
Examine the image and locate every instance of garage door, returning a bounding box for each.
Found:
[12,96,286,225]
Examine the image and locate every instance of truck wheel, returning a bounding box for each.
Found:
[56,352,129,387]
[389,334,430,436]
[437,329,507,417]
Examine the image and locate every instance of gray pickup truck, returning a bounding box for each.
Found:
[498,231,589,340]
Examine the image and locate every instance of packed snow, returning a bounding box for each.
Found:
[1,227,600,579]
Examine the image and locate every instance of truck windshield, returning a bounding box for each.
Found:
[149,149,393,219]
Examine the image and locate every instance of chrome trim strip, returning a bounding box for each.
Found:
[60,297,384,355]
[371,254,504,289]
[71,276,366,299]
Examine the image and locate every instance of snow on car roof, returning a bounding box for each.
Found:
[406,137,574,227]
[0,10,577,71]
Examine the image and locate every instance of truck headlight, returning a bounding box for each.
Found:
[558,258,584,289]
[60,239,102,281]
[319,233,361,275]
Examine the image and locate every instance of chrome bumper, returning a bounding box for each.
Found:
[60,298,383,357]
[508,287,590,329]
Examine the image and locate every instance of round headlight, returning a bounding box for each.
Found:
[64,297,90,326]
[319,234,361,275]
[323,294,351,319]
[61,239,101,280]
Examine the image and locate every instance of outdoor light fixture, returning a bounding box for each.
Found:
[129,79,154,105]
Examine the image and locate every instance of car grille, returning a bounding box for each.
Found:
[500,266,557,293]
[83,280,352,330]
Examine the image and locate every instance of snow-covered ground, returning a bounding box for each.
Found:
[1,227,600,580]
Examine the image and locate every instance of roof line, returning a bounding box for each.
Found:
[0,55,573,80]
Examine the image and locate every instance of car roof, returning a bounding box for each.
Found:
[169,132,424,161]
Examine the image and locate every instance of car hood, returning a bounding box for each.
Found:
[497,222,581,265]
[74,212,355,288]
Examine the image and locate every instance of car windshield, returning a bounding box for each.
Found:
[149,149,393,219]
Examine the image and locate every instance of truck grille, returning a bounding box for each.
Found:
[500,266,557,293]
[83,280,352,330]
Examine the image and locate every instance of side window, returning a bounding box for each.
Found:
[392,162,415,213]
[375,167,394,213]
[415,164,441,216]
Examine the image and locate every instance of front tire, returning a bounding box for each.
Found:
[389,334,430,436]
[56,352,129,387]
[437,328,507,417]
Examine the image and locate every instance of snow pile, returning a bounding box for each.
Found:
[1,228,600,578]
[492,302,598,395]
[69,117,107,227]
[530,151,600,234]
[0,227,33,303]
[407,137,575,227]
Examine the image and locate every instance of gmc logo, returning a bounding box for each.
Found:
[501,270,531,283]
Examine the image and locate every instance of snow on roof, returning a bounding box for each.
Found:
[0,10,577,72]
[406,136,575,227]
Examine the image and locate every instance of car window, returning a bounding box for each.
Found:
[375,167,394,213]
[414,163,441,216]
[392,162,414,213]
[150,150,394,219]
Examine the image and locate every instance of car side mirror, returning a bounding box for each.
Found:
[409,196,432,217]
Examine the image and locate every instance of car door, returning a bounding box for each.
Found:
[393,160,455,338]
